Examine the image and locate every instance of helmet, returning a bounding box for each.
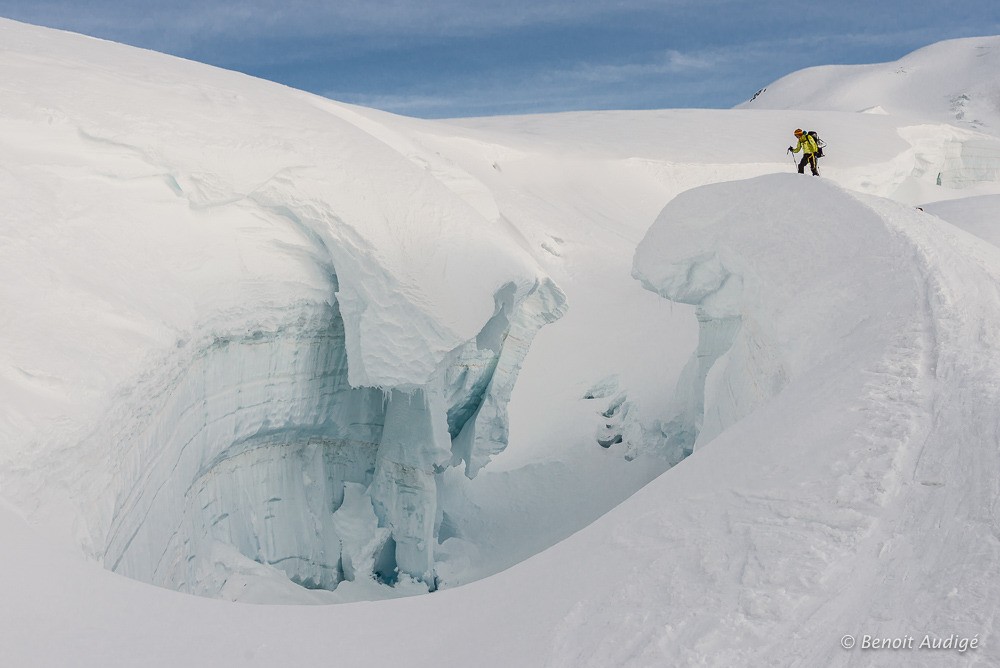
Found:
[793,128,804,136]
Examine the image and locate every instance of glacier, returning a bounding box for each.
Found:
[0,17,568,597]
[3,18,1000,668]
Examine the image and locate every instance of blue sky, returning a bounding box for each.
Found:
[1,1,998,118]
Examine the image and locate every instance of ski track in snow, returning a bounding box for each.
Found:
[842,201,1000,667]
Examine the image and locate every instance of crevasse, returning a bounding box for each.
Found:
[93,259,565,598]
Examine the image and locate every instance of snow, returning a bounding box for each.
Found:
[2,16,1000,668]
[740,36,1000,132]
[0,17,567,596]
[922,194,1000,245]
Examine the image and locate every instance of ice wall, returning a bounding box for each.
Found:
[92,271,564,597]
[99,297,380,593]
[935,138,1000,188]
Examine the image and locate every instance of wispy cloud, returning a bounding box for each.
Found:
[0,0,702,46]
[559,49,718,85]
[327,46,731,118]
[334,92,470,116]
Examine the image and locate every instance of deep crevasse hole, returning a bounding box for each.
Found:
[101,299,393,599]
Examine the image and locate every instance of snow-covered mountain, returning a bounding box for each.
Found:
[740,36,1000,131]
[2,18,1000,667]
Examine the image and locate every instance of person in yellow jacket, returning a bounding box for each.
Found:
[788,128,820,176]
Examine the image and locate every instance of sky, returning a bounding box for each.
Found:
[1,1,999,118]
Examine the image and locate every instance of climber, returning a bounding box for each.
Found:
[788,128,820,176]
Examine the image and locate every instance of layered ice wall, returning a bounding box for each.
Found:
[935,137,1000,188]
[95,274,564,597]
[0,19,565,599]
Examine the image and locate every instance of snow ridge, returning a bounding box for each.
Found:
[628,174,1000,665]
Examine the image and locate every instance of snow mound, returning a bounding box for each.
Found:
[633,174,924,451]
[859,105,889,115]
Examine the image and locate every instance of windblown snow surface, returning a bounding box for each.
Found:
[2,19,1000,667]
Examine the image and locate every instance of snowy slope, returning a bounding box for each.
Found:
[922,194,1000,246]
[739,36,1000,202]
[3,17,1000,668]
[631,176,1000,666]
[740,36,1000,132]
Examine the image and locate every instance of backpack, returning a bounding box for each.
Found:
[807,131,826,158]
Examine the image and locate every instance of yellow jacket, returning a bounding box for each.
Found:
[792,133,819,154]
